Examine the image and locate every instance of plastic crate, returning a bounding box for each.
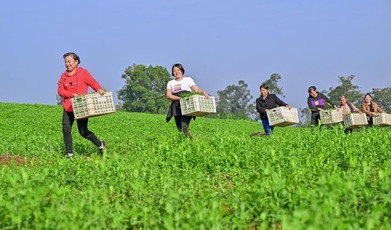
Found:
[266,107,299,127]
[343,113,368,128]
[373,113,391,126]
[71,92,116,119]
[320,109,343,124]
[180,95,216,116]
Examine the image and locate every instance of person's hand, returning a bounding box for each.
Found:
[98,89,105,95]
[202,92,209,99]
[333,105,339,110]
[72,93,78,97]
[372,112,379,117]
[318,108,324,111]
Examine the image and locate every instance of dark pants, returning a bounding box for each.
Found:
[344,128,353,134]
[174,115,192,135]
[311,112,320,126]
[62,110,102,153]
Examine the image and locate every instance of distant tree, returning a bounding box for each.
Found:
[262,73,284,96]
[216,80,254,119]
[371,87,391,113]
[117,64,171,114]
[323,75,363,106]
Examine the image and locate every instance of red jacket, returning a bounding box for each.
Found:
[57,67,102,112]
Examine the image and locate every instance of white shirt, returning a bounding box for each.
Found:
[166,77,196,94]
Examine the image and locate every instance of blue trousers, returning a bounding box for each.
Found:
[261,119,274,134]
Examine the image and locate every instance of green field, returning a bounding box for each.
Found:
[0,102,390,229]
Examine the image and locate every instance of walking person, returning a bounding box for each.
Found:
[361,93,384,127]
[166,63,209,138]
[57,52,106,157]
[339,95,361,134]
[256,84,291,135]
[307,86,339,126]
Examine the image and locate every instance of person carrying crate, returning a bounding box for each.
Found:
[256,84,291,135]
[57,52,107,158]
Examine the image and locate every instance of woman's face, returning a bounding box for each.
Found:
[365,95,372,103]
[340,97,347,105]
[64,56,78,73]
[260,88,268,97]
[172,67,183,79]
[309,90,317,98]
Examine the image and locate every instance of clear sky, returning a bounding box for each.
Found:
[1,0,390,109]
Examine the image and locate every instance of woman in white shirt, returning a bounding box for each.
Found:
[166,63,209,138]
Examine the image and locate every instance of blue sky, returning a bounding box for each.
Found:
[1,0,390,109]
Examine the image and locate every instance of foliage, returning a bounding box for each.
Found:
[117,64,171,114]
[371,87,391,113]
[323,75,363,106]
[181,92,203,98]
[1,102,391,229]
[262,73,284,97]
[215,80,255,119]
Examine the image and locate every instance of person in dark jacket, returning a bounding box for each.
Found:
[307,86,339,126]
[256,84,291,135]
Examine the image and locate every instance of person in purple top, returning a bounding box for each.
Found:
[307,86,338,126]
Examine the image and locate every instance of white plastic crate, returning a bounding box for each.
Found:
[320,109,343,124]
[180,95,216,116]
[343,113,368,128]
[373,113,391,126]
[71,92,116,119]
[266,107,299,127]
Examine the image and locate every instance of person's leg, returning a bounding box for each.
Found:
[311,112,319,126]
[181,116,193,138]
[174,116,182,131]
[344,128,353,134]
[62,110,74,155]
[77,118,102,147]
[261,119,272,134]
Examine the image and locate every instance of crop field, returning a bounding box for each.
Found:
[0,102,390,229]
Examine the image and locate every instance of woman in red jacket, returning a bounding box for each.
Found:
[57,52,106,158]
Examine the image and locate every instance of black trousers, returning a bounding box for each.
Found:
[311,111,320,126]
[62,110,102,153]
[174,115,192,133]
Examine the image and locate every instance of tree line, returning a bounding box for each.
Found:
[60,64,390,124]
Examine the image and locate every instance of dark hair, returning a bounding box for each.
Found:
[63,52,80,64]
[171,63,185,76]
[364,93,372,98]
[308,86,317,93]
[339,95,347,100]
[260,84,269,90]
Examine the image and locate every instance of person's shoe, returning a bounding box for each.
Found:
[98,141,107,157]
[65,153,74,158]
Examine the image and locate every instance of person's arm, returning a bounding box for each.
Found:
[83,69,104,95]
[57,75,74,99]
[166,89,181,101]
[274,95,290,108]
[352,104,361,113]
[256,98,266,114]
[191,85,209,98]
[375,102,384,113]
[322,93,339,109]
